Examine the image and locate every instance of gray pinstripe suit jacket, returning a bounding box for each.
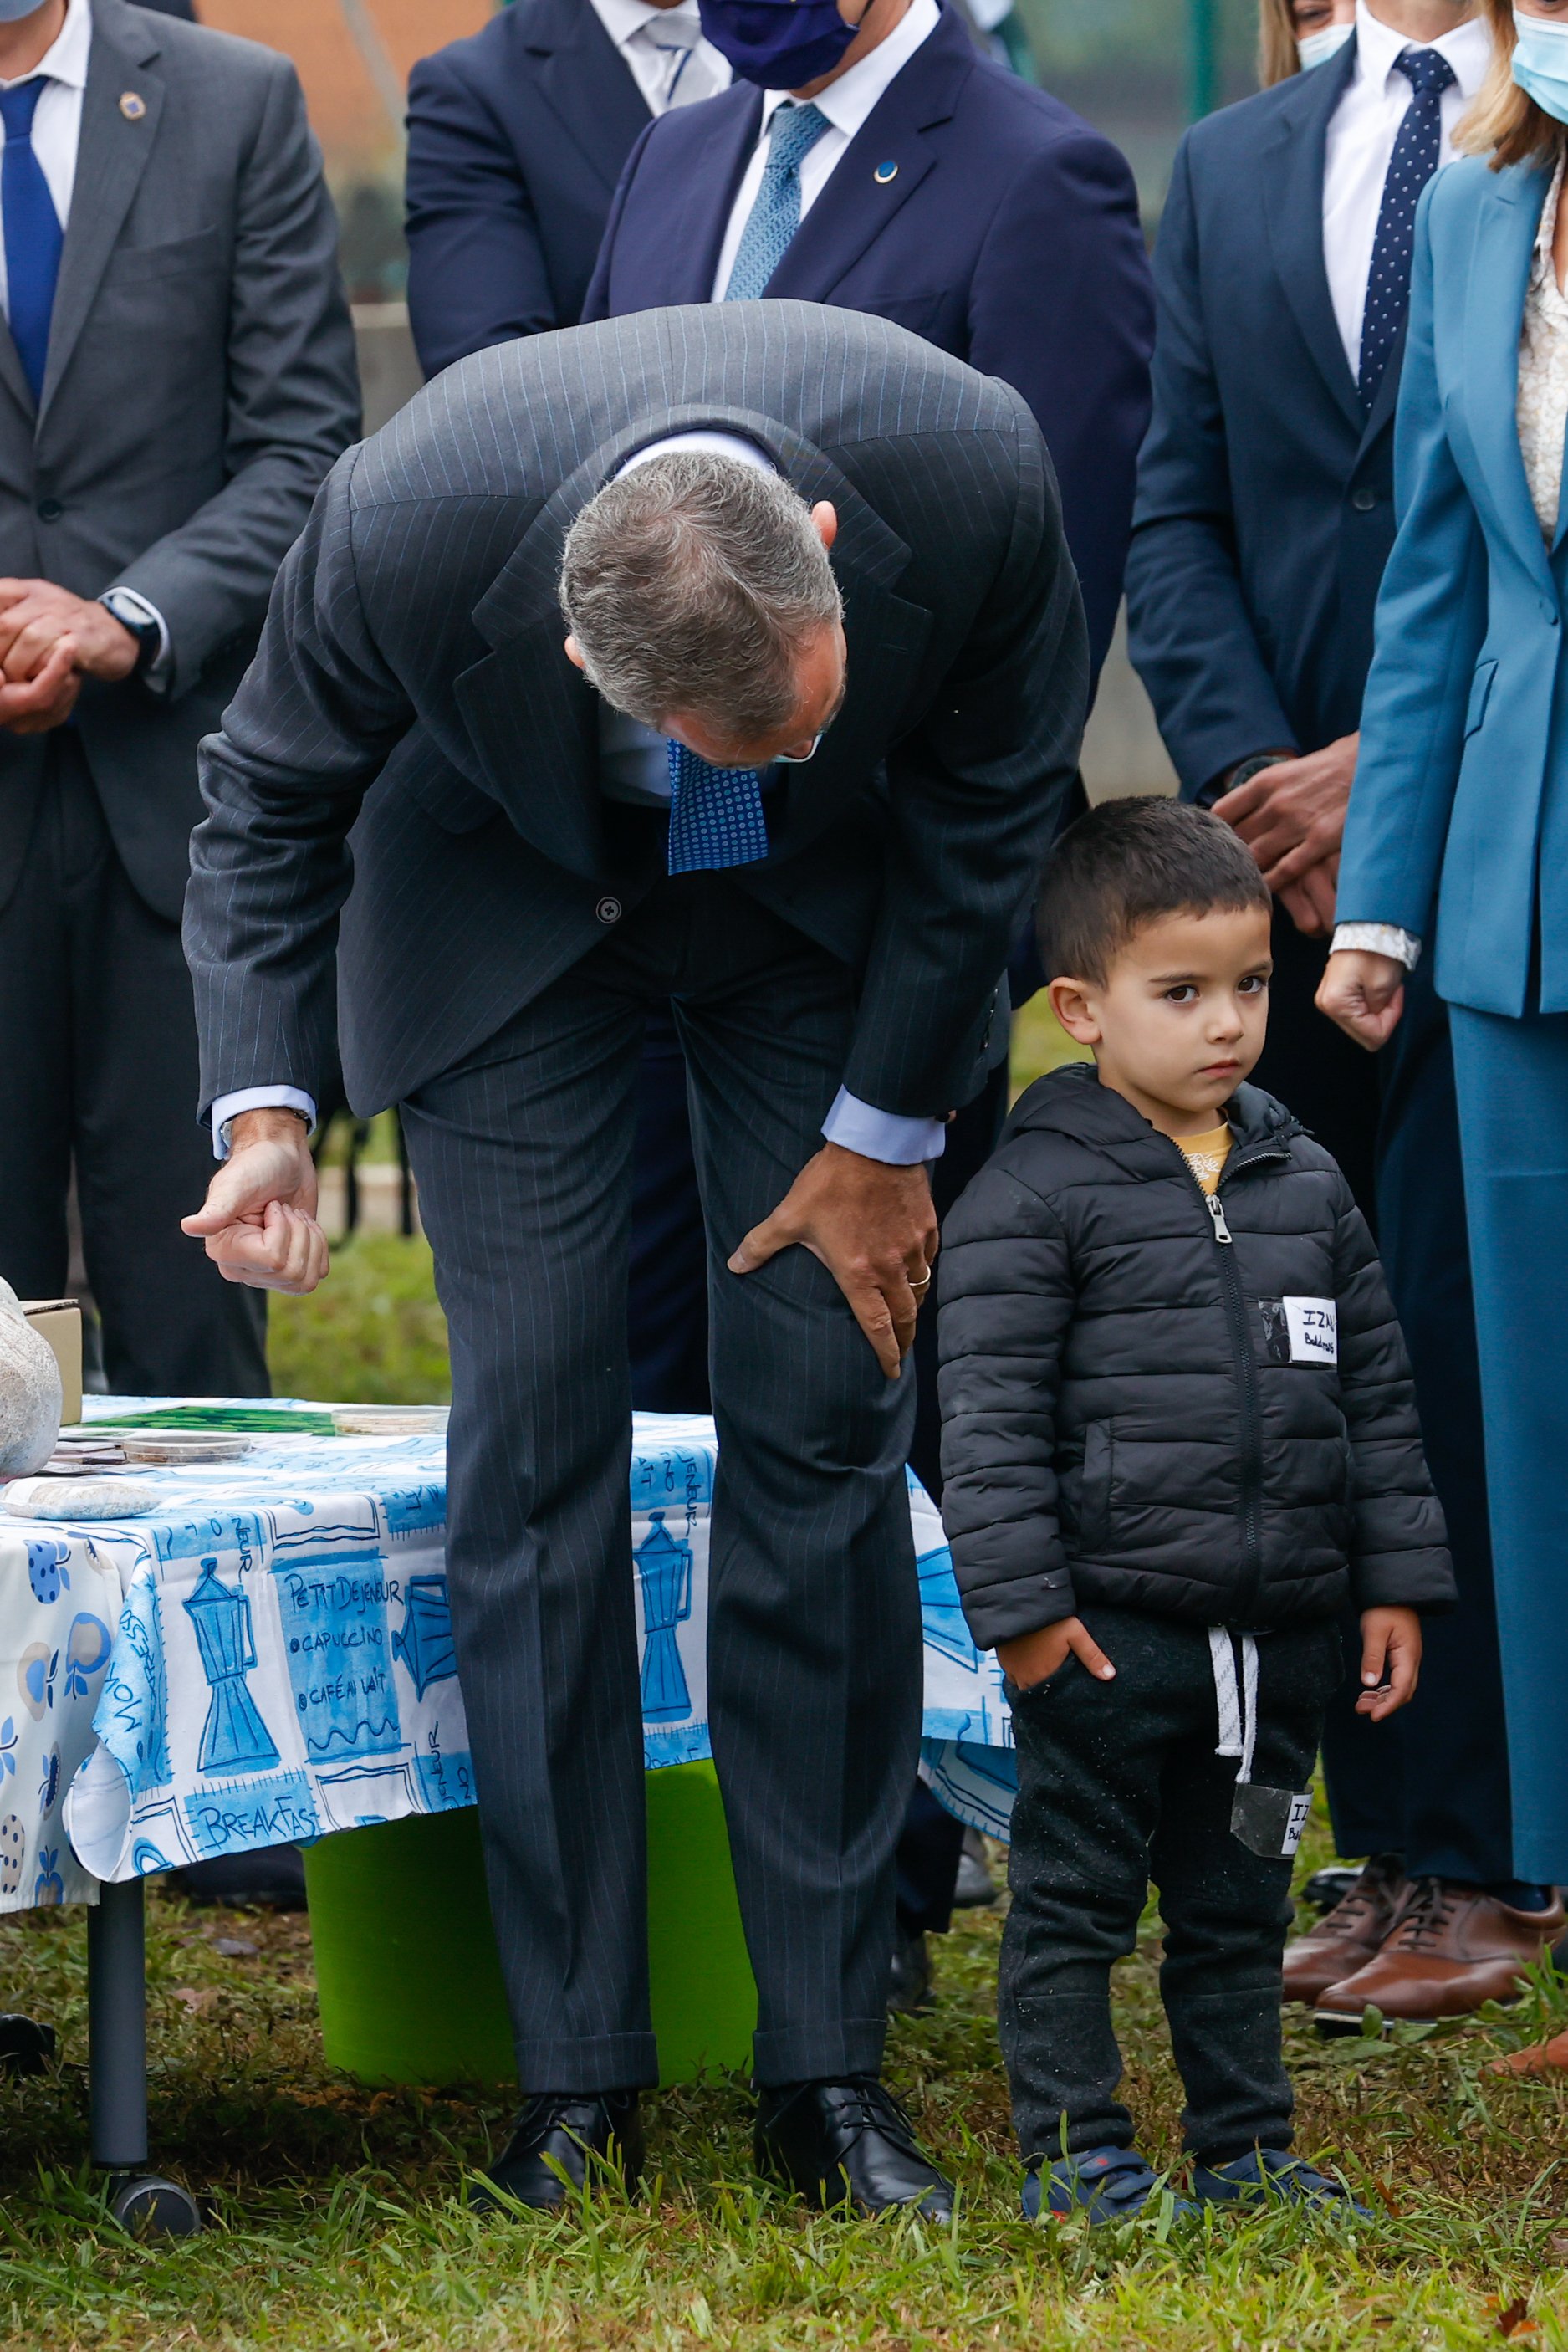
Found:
[186,303,1088,1124]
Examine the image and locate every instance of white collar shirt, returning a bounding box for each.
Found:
[0,0,91,321]
[1321,0,1489,376]
[711,0,941,300]
[587,0,729,115]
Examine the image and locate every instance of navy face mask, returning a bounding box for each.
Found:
[697,0,861,89]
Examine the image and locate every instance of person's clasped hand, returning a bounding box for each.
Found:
[996,1615,1116,1694]
[1211,733,1358,938]
[0,578,140,735]
[727,1141,937,1380]
[181,1109,330,1295]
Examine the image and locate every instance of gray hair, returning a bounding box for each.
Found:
[558,453,842,745]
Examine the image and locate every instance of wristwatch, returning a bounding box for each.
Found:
[1196,750,1291,810]
[98,586,166,677]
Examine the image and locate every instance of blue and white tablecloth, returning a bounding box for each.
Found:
[0,1399,1019,1904]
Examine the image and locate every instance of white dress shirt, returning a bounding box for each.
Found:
[0,0,88,323]
[711,0,941,301]
[1321,0,1489,379]
[586,0,729,114]
[213,428,947,1163]
[1323,3,1487,974]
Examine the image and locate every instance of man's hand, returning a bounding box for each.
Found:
[727,1141,937,1379]
[1355,1605,1422,1721]
[1213,734,1358,937]
[0,579,138,736]
[181,1108,329,1295]
[996,1615,1116,1693]
[1316,948,1406,1052]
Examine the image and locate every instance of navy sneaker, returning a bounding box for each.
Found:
[1191,2149,1370,2216]
[1023,2145,1194,2224]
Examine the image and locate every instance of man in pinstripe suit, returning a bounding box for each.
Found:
[181,302,1087,2214]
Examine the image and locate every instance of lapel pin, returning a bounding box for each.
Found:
[120,91,146,121]
[873,159,897,184]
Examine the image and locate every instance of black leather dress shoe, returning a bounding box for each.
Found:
[755,2078,953,2219]
[469,2091,644,2212]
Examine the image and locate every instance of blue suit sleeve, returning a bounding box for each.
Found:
[405,48,560,377]
[580,120,658,325]
[1337,185,1487,936]
[1124,135,1299,793]
[967,125,1152,681]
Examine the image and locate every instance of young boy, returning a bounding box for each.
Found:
[937,798,1453,2221]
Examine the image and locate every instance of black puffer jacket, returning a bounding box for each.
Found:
[937,1063,1453,1649]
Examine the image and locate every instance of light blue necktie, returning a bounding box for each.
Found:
[0,77,63,406]
[665,739,769,874]
[722,100,831,302]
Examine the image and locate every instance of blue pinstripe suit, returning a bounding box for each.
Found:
[186,304,1088,2089]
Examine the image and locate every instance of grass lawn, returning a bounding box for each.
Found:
[4,1072,1560,2346]
[0,1854,1564,2349]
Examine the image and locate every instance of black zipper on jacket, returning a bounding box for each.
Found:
[1189,1141,1289,1626]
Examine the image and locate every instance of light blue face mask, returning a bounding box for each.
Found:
[1513,9,1568,125]
[1298,20,1354,69]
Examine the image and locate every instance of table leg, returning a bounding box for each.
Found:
[88,1879,201,2237]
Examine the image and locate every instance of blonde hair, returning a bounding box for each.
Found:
[1258,0,1303,87]
[1458,0,1568,166]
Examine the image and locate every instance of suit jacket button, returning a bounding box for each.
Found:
[1350,487,1376,513]
[36,498,63,523]
[595,896,622,924]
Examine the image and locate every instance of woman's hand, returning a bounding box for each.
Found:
[997,1616,1116,1693]
[1316,948,1406,1051]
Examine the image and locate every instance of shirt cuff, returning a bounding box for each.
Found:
[1331,923,1422,970]
[102,585,173,694]
[821,1087,947,1164]
[211,1087,318,1160]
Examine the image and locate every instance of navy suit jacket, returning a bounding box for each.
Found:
[1126,38,1404,794]
[406,0,652,377]
[582,5,1152,676]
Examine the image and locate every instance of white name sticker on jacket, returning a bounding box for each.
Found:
[1283,1296,1338,1365]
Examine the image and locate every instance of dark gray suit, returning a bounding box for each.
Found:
[0,0,358,1391]
[186,303,1086,2089]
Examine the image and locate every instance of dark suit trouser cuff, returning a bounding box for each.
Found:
[515,2031,660,2096]
[751,2017,888,2088]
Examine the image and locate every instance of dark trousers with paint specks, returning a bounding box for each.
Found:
[1001,1606,1341,2166]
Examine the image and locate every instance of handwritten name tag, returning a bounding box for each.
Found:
[1283,1296,1338,1366]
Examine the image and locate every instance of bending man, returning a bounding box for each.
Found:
[181,302,1086,2217]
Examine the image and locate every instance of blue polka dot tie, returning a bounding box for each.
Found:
[0,77,64,407]
[664,739,769,874]
[722,101,832,302]
[1358,47,1455,412]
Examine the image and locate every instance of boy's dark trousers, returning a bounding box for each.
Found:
[1001,1606,1343,2165]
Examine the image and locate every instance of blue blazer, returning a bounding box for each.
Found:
[1340,156,1568,1019]
[405,0,652,377]
[1126,38,1406,794]
[581,4,1152,675]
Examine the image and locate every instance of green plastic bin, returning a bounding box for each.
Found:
[303,1761,758,2088]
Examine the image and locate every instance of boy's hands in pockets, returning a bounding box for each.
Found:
[997,1617,1116,1694]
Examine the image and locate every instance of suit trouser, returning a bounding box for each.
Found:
[398,872,922,2092]
[0,734,268,1398]
[1253,913,1512,1884]
[1448,1004,1568,1884]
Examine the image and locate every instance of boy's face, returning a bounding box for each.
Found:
[1048,903,1274,1138]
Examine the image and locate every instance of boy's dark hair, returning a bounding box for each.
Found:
[1036,795,1272,985]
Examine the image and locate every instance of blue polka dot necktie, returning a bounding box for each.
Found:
[0,77,64,407]
[722,100,832,302]
[1358,47,1455,412]
[664,739,769,874]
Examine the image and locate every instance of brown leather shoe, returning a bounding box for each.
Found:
[1281,1852,1410,2005]
[1315,1880,1567,2028]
